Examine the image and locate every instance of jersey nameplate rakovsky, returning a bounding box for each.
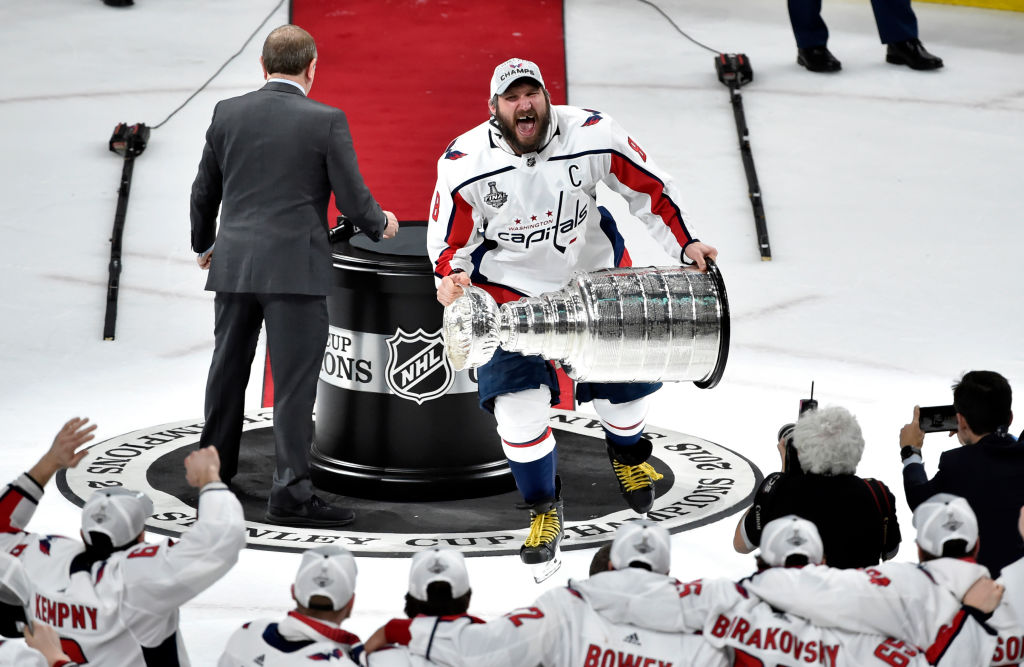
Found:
[59,410,760,557]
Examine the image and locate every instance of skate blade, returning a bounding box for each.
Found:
[530,550,563,584]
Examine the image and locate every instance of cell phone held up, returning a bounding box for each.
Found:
[919,405,958,433]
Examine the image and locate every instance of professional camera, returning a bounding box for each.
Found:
[777,382,818,474]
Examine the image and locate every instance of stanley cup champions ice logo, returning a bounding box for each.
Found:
[385,328,454,404]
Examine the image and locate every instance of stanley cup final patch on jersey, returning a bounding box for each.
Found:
[483,181,508,209]
[57,410,762,558]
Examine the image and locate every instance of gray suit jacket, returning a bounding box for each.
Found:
[190,81,385,295]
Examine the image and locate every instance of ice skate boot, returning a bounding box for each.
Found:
[607,436,664,514]
[519,493,564,583]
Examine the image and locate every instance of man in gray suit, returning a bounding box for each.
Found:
[190,24,398,527]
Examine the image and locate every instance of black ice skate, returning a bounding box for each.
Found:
[607,436,664,514]
[519,489,564,583]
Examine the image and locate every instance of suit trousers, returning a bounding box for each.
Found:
[788,0,918,48]
[200,292,328,508]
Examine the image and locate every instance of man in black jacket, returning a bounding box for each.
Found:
[734,405,901,569]
[901,370,1022,576]
[190,24,398,527]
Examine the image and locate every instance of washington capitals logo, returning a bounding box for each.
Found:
[483,181,507,209]
[444,149,467,160]
[38,537,52,556]
[582,108,603,127]
[385,328,454,405]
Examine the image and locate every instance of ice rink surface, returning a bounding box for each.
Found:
[0,0,1022,662]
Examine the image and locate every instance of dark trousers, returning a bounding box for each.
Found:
[200,292,328,508]
[788,0,919,48]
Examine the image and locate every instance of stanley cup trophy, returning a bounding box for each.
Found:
[442,261,730,387]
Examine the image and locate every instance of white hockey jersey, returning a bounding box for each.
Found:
[983,555,1024,665]
[0,472,245,666]
[427,106,698,303]
[218,611,362,666]
[740,559,991,654]
[0,639,48,667]
[382,568,729,667]
[574,569,994,667]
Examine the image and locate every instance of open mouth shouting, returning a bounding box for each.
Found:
[516,112,538,139]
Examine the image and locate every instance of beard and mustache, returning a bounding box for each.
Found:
[491,91,553,155]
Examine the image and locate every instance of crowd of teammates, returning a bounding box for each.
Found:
[1,392,1022,666]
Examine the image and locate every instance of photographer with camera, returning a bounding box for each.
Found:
[900,370,1023,576]
[733,403,901,569]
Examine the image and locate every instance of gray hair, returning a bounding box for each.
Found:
[792,405,864,475]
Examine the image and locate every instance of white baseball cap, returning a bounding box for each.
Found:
[0,553,31,608]
[759,515,825,567]
[490,58,545,97]
[293,545,357,611]
[610,521,671,575]
[408,547,470,600]
[913,493,978,556]
[81,487,153,548]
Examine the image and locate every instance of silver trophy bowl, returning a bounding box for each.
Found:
[442,261,730,388]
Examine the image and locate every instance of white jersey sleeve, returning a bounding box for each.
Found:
[598,114,697,260]
[393,577,727,667]
[0,640,49,667]
[0,473,45,543]
[219,614,361,667]
[742,560,989,650]
[112,482,245,647]
[427,140,486,282]
[987,556,1024,665]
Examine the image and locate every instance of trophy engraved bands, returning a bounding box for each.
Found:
[443,261,730,388]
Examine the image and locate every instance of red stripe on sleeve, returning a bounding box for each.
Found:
[609,154,691,248]
[0,488,26,533]
[926,609,966,664]
[384,618,413,646]
[435,191,476,277]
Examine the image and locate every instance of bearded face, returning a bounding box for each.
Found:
[490,80,551,155]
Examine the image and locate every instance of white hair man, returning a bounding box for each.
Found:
[364,522,729,667]
[734,405,902,569]
[0,417,245,666]
[219,545,363,665]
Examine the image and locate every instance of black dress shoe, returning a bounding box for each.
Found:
[265,495,356,528]
[797,46,841,73]
[886,39,943,70]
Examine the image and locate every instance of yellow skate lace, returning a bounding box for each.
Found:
[523,507,561,548]
[612,461,665,491]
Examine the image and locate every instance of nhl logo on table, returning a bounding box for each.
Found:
[384,327,453,404]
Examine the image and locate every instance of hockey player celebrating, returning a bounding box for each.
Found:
[428,56,718,577]
[0,416,245,666]
[0,552,77,667]
[219,545,364,666]
[697,515,1000,666]
[365,522,729,667]
[741,494,1003,654]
